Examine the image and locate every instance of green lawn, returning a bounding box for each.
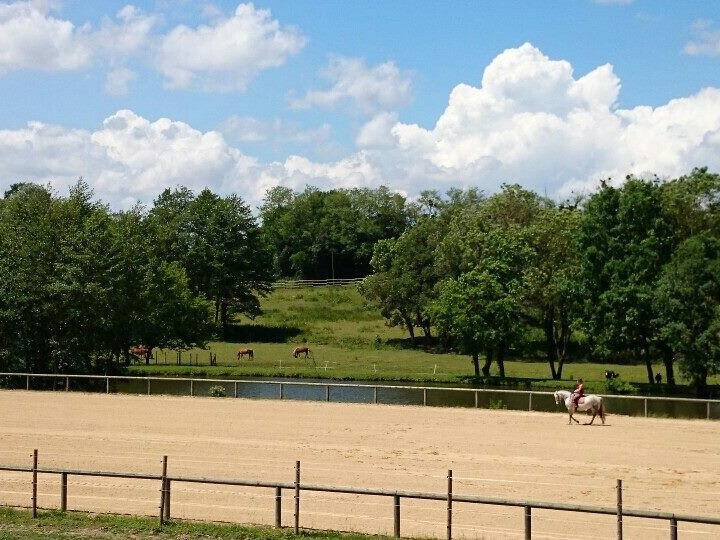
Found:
[129,285,718,391]
[0,508,386,539]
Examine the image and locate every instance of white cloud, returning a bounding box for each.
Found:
[219,115,332,145]
[93,5,158,58]
[3,44,720,209]
[104,67,137,96]
[684,19,720,56]
[291,56,412,113]
[0,0,91,74]
[155,2,306,91]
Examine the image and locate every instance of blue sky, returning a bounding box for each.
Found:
[2,0,720,207]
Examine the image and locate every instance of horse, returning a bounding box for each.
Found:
[129,345,149,361]
[237,348,254,360]
[554,390,605,425]
[604,370,619,380]
[293,346,310,358]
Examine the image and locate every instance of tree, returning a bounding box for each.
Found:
[430,270,520,377]
[580,178,674,383]
[523,207,583,379]
[654,234,720,390]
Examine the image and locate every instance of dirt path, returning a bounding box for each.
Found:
[0,391,717,539]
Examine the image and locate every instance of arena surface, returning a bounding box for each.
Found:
[0,391,717,539]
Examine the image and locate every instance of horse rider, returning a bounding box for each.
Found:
[571,377,585,409]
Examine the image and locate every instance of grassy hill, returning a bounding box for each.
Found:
[129,285,717,391]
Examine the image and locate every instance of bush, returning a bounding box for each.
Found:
[604,378,635,394]
[209,385,227,397]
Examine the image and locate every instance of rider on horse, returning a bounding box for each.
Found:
[571,377,585,408]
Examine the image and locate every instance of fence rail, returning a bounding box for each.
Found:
[1,372,719,421]
[1,452,718,539]
[273,277,364,288]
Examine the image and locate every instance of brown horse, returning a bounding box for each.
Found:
[292,346,310,358]
[237,348,254,360]
[129,345,149,358]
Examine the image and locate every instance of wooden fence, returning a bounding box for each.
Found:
[273,277,364,288]
[1,451,718,539]
[2,372,719,421]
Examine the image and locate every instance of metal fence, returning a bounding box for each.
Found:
[273,277,364,288]
[1,372,719,420]
[2,450,718,539]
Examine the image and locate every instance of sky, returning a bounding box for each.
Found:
[2,0,720,209]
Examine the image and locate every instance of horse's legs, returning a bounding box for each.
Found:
[586,410,597,425]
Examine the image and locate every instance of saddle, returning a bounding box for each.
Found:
[572,395,585,406]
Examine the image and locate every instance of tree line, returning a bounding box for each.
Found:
[360,169,720,390]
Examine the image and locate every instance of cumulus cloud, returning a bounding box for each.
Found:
[684,19,720,56]
[219,115,332,145]
[155,2,306,91]
[291,56,412,113]
[3,44,720,208]
[0,0,92,74]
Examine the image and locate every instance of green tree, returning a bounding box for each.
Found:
[430,270,520,377]
[654,233,720,390]
[580,178,674,383]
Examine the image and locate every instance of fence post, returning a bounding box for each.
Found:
[326,384,330,402]
[528,392,533,412]
[26,375,30,391]
[234,382,238,398]
[66,376,69,391]
[447,469,452,540]
[190,380,193,396]
[60,472,67,512]
[279,383,284,400]
[373,386,377,404]
[617,479,623,540]
[708,401,711,420]
[275,486,282,528]
[393,495,400,538]
[106,377,109,394]
[147,378,151,395]
[423,388,427,406]
[524,505,531,540]
[164,479,171,521]
[644,398,648,417]
[475,391,479,408]
[159,456,167,526]
[670,517,677,540]
[294,461,300,534]
[31,449,38,518]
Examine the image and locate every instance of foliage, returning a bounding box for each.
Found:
[579,177,674,383]
[260,186,412,279]
[149,188,273,339]
[209,384,227,397]
[654,233,720,388]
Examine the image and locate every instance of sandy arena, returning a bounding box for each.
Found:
[0,391,718,539]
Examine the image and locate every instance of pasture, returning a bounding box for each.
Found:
[130,285,720,390]
[0,391,717,539]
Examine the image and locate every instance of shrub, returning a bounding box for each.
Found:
[604,378,635,394]
[209,385,227,397]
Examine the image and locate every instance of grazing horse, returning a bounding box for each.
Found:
[604,370,620,380]
[129,345,149,360]
[293,346,310,358]
[554,390,605,425]
[237,348,254,360]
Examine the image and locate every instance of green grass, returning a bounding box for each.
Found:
[0,507,388,539]
[128,285,719,391]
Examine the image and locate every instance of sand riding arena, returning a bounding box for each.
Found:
[0,391,718,539]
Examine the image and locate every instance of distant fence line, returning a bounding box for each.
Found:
[1,450,718,539]
[1,372,719,421]
[272,277,364,288]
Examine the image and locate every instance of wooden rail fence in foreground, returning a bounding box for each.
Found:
[2,372,719,421]
[2,451,718,539]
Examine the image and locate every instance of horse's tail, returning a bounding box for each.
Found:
[599,398,606,422]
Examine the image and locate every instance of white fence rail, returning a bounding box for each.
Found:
[1,373,718,421]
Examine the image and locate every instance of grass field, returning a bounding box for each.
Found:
[129,285,718,392]
[0,508,384,539]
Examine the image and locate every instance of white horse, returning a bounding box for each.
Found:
[554,390,605,425]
